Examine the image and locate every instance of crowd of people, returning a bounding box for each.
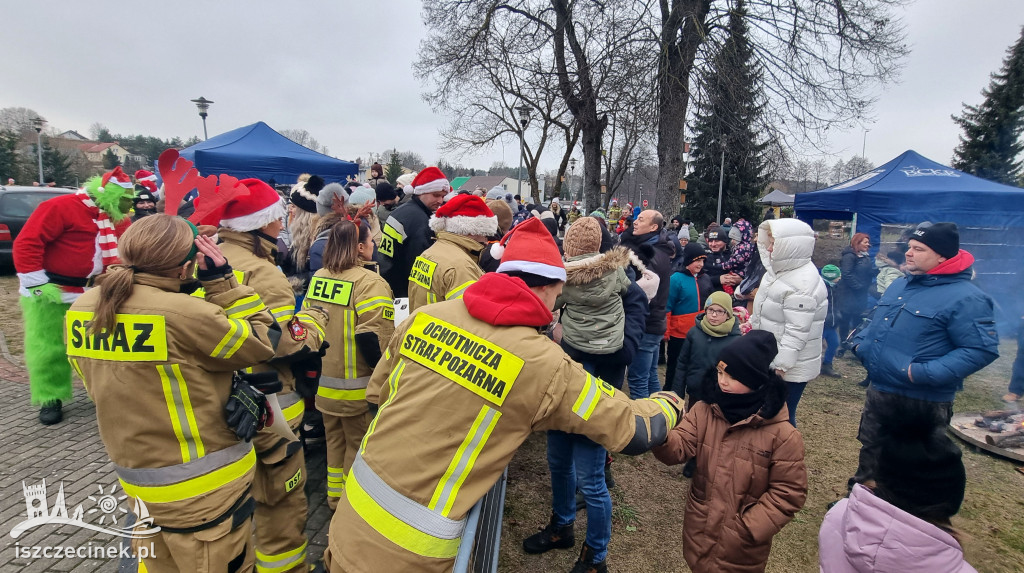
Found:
[10,161,1014,572]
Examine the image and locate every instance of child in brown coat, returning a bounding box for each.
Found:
[653,331,807,573]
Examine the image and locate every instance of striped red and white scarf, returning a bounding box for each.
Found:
[78,191,120,267]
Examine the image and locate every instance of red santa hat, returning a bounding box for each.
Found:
[409,166,451,195]
[134,169,159,195]
[212,178,286,231]
[429,194,498,236]
[495,217,566,281]
[99,166,134,192]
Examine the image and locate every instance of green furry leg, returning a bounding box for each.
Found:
[20,294,73,406]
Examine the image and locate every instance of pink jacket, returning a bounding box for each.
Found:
[819,484,975,573]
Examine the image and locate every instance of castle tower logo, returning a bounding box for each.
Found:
[9,479,160,540]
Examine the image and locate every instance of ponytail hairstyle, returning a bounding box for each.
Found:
[90,215,197,335]
[322,219,369,273]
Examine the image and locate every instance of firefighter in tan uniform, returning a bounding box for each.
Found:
[198,180,329,573]
[407,194,496,312]
[323,218,685,572]
[303,219,395,509]
[67,215,278,572]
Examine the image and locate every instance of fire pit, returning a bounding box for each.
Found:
[948,410,1024,463]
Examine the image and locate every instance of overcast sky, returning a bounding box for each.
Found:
[3,0,1023,173]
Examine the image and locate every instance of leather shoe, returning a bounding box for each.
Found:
[39,400,62,425]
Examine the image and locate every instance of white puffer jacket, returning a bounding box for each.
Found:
[751,219,828,382]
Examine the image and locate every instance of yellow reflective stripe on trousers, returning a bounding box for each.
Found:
[70,358,86,391]
[158,364,205,462]
[361,360,405,455]
[572,373,601,421]
[327,466,346,498]
[445,280,475,300]
[345,310,356,379]
[255,540,307,573]
[119,447,256,504]
[428,405,501,517]
[355,296,394,316]
[346,467,461,559]
[211,318,250,359]
[225,294,266,319]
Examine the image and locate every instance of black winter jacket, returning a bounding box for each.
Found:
[379,197,434,297]
[837,247,875,308]
[620,228,675,335]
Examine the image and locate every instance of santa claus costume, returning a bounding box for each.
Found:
[14,167,134,424]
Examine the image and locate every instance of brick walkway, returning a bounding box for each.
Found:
[0,369,330,572]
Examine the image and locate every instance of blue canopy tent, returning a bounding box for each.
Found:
[167,121,358,185]
[795,150,1024,332]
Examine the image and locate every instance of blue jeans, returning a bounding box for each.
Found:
[1010,318,1024,395]
[627,332,662,399]
[548,430,610,562]
[786,382,807,427]
[822,327,840,365]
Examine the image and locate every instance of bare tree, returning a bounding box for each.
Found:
[280,128,329,154]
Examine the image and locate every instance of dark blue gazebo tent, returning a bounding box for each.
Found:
[796,150,1024,332]
[165,121,358,185]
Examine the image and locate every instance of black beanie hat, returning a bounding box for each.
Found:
[133,189,157,205]
[375,181,398,202]
[716,330,778,391]
[909,221,959,259]
[873,401,966,520]
[291,175,324,214]
[706,229,725,243]
[682,242,707,267]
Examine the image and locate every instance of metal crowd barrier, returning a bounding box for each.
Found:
[452,468,508,573]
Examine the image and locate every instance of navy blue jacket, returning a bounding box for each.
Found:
[853,264,999,402]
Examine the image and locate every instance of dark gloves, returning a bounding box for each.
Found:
[291,341,330,399]
[354,332,382,368]
[225,372,281,441]
[197,256,233,281]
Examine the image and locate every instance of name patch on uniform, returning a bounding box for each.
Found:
[409,257,436,290]
[380,225,403,257]
[399,313,524,406]
[306,276,353,306]
[383,307,395,321]
[66,311,168,362]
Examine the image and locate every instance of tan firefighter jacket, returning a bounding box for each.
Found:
[67,271,276,529]
[407,231,484,312]
[305,263,395,418]
[327,273,682,572]
[218,229,329,451]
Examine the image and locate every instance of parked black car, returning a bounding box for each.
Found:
[0,186,74,267]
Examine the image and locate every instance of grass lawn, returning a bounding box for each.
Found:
[499,343,1024,573]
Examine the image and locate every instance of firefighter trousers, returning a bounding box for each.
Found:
[323,411,373,510]
[252,431,309,573]
[135,516,254,573]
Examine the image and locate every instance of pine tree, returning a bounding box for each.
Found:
[385,151,403,184]
[685,0,769,224]
[102,148,121,169]
[41,143,75,186]
[952,27,1024,185]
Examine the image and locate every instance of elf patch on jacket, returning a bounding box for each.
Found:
[327,272,681,572]
[853,250,998,403]
[819,484,976,573]
[408,231,484,313]
[653,380,807,573]
[379,197,435,297]
[556,246,631,354]
[750,219,828,383]
[307,264,395,417]
[68,272,276,529]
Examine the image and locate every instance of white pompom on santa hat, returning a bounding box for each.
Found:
[429,194,498,236]
[495,217,567,281]
[216,178,287,232]
[409,166,451,195]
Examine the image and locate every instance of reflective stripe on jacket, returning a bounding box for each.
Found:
[407,231,483,313]
[69,271,275,529]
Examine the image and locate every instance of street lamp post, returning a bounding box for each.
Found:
[191,97,214,140]
[716,148,725,224]
[862,128,870,160]
[32,116,46,184]
[568,157,577,205]
[516,105,530,199]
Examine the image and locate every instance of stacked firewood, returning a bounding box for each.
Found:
[974,410,1024,447]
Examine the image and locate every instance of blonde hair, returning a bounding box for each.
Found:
[322,220,368,273]
[288,208,321,270]
[91,215,195,334]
